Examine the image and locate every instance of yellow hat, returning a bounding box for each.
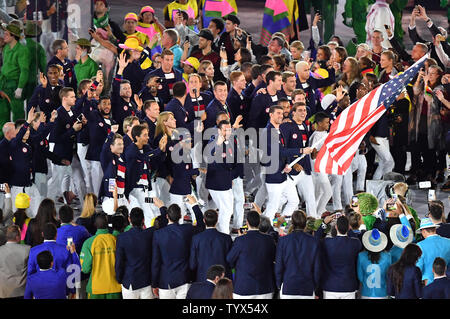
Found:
[119,36,144,51]
[15,193,30,209]
[124,12,138,22]
[183,57,200,71]
[316,68,329,79]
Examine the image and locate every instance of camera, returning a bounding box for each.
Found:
[240,225,248,235]
[156,77,163,83]
[76,114,83,123]
[145,197,154,204]
[351,195,358,207]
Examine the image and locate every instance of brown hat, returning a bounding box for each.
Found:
[24,21,42,37]
[1,21,22,37]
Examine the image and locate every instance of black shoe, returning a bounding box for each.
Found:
[406,174,417,185]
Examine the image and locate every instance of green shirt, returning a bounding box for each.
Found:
[74,56,98,86]
[25,38,47,84]
[1,41,30,89]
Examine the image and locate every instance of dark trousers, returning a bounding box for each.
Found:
[410,133,437,178]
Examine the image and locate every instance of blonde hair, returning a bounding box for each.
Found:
[290,40,304,51]
[80,193,97,218]
[393,182,408,197]
[155,111,174,138]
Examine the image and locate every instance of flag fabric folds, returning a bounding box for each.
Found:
[201,0,238,29]
[314,53,429,175]
[260,0,298,46]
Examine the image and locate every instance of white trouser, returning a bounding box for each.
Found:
[87,160,103,196]
[233,292,273,299]
[77,143,92,194]
[153,177,171,208]
[371,137,394,180]
[70,153,85,199]
[121,284,154,299]
[254,166,267,208]
[330,174,343,211]
[312,172,332,215]
[351,153,367,191]
[34,172,48,198]
[169,193,197,225]
[102,196,131,215]
[293,172,317,218]
[232,177,245,228]
[264,179,299,221]
[48,164,72,199]
[342,168,354,208]
[11,184,41,218]
[159,283,190,299]
[243,148,263,194]
[209,189,234,234]
[280,284,315,299]
[129,187,160,228]
[194,171,209,204]
[323,291,356,299]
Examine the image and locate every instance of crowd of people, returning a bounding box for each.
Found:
[0,0,450,299]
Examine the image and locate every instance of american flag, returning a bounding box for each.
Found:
[314,53,429,175]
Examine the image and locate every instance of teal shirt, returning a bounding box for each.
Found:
[170,44,183,73]
[416,235,450,285]
[357,251,392,298]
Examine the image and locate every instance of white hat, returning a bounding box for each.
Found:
[362,228,388,252]
[320,94,336,110]
[390,224,413,249]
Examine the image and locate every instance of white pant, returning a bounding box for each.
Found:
[351,153,367,191]
[371,137,394,180]
[292,172,317,218]
[264,179,299,221]
[280,284,315,299]
[47,164,72,199]
[153,177,171,208]
[159,283,190,299]
[232,177,245,228]
[70,153,85,199]
[342,168,354,208]
[330,174,343,211]
[209,189,234,234]
[129,187,160,228]
[87,160,103,196]
[102,196,131,215]
[323,290,356,299]
[169,193,197,225]
[233,292,273,299]
[121,284,154,299]
[312,172,332,215]
[11,184,41,218]
[34,172,48,198]
[77,143,91,195]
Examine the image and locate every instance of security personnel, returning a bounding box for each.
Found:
[47,39,77,90]
[204,81,234,130]
[144,49,183,105]
[100,131,129,215]
[165,81,196,136]
[0,22,30,133]
[205,120,235,234]
[280,102,316,217]
[112,51,140,134]
[125,124,167,228]
[248,71,283,130]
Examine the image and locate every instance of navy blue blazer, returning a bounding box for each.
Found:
[111,75,139,134]
[248,92,281,129]
[275,230,321,296]
[144,67,183,105]
[320,235,362,293]
[0,138,11,183]
[190,228,233,282]
[204,98,234,130]
[9,123,33,187]
[280,120,312,175]
[30,122,61,174]
[115,226,155,290]
[165,97,195,136]
[151,205,205,289]
[169,156,199,196]
[24,269,68,299]
[186,280,215,299]
[205,138,235,191]
[387,265,423,299]
[437,223,450,239]
[27,84,62,120]
[226,230,276,296]
[84,100,112,161]
[422,277,450,299]
[227,87,249,121]
[50,105,82,162]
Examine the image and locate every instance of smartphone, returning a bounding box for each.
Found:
[240,225,248,235]
[0,183,5,193]
[108,178,116,193]
[185,35,189,42]
[419,181,432,189]
[384,24,389,30]
[243,202,253,209]
[220,44,226,51]
[76,113,83,123]
[272,217,278,227]
[428,189,436,201]
[351,195,358,207]
[67,237,73,246]
[145,197,154,204]
[98,64,102,71]
[387,195,397,211]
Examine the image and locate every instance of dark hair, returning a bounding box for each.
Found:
[6,225,21,242]
[37,250,53,270]
[210,18,225,33]
[368,251,381,264]
[131,124,147,142]
[215,110,228,121]
[13,209,28,230]
[429,201,444,221]
[42,222,57,240]
[292,210,307,230]
[217,119,230,130]
[273,55,286,70]
[59,87,74,100]
[211,277,233,299]
[318,45,332,60]
[152,215,164,230]
[314,112,330,124]
[259,55,273,65]
[432,257,446,276]
[58,205,74,224]
[266,70,282,84]
[241,62,253,73]
[112,213,126,232]
[14,119,26,129]
[224,14,240,26]
[204,210,218,227]
[389,243,422,294]
[269,105,283,114]
[213,80,227,91]
[206,264,225,280]
[172,81,187,98]
[251,64,261,80]
[258,216,272,233]
[167,204,181,222]
[246,210,260,228]
[130,207,144,227]
[33,199,58,245]
[239,48,252,64]
[94,213,108,230]
[336,216,349,235]
[260,64,274,75]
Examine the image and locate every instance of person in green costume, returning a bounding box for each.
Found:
[354,192,379,230]
[389,0,408,45]
[342,0,369,44]
[23,21,46,101]
[73,38,99,87]
[312,0,339,43]
[0,22,30,138]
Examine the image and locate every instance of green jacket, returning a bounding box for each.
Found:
[1,41,30,89]
[74,56,98,86]
[343,0,369,21]
[25,38,47,84]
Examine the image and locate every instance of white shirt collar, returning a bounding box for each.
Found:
[207,279,216,285]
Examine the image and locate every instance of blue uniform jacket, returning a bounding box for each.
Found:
[27,83,63,120]
[165,97,195,136]
[24,269,68,299]
[50,105,82,162]
[151,205,205,289]
[422,277,450,299]
[190,228,233,282]
[205,138,235,191]
[30,122,61,174]
[204,98,234,131]
[186,281,215,299]
[9,123,33,187]
[280,120,312,175]
[248,92,281,130]
[320,235,362,293]
[111,75,139,134]
[56,224,91,255]
[387,265,423,299]
[226,230,276,296]
[144,67,183,105]
[275,230,321,296]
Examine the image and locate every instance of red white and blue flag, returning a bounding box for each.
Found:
[315,53,429,175]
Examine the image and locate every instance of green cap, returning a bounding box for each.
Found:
[356,192,379,216]
[1,21,22,38]
[24,21,42,37]
[72,38,92,47]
